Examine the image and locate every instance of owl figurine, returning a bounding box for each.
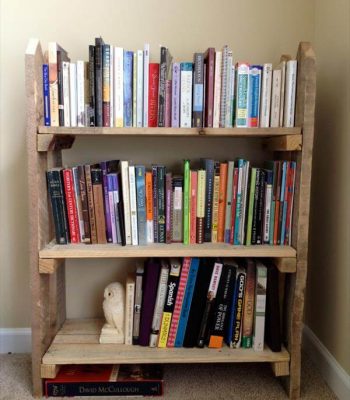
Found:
[102,282,125,336]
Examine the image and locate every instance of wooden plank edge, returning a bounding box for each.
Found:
[264,135,302,152]
[37,134,75,152]
[39,259,64,274]
[271,361,290,377]
[41,364,60,379]
[273,258,297,273]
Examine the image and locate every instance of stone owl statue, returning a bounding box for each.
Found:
[102,282,125,335]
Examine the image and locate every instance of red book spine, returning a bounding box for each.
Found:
[229,168,239,244]
[190,171,197,244]
[204,48,215,128]
[63,169,80,243]
[148,63,160,127]
[103,104,110,127]
[167,257,191,347]
[165,80,172,127]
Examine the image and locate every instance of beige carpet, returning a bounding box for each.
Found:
[0,353,336,399]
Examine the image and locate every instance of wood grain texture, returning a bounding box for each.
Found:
[39,258,64,274]
[273,258,297,273]
[265,135,302,152]
[41,364,60,379]
[271,361,290,377]
[37,134,75,152]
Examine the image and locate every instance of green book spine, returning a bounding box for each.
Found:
[246,168,256,245]
[183,160,190,244]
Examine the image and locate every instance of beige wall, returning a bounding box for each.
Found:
[306,0,350,374]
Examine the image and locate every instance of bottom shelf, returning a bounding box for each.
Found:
[41,319,290,374]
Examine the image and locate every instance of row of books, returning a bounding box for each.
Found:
[47,158,296,246]
[43,39,298,129]
[47,159,296,246]
[126,257,281,351]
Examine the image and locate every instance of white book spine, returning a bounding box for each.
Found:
[108,190,117,243]
[283,60,297,127]
[225,52,233,127]
[239,161,250,244]
[263,182,272,243]
[147,220,154,244]
[114,47,124,127]
[219,46,229,127]
[260,63,273,127]
[230,65,235,125]
[149,264,170,347]
[137,50,144,127]
[279,61,286,127]
[253,263,267,352]
[121,161,132,245]
[143,43,150,127]
[76,60,85,127]
[180,67,192,128]
[213,51,222,128]
[69,63,77,127]
[270,69,282,127]
[132,53,137,127]
[125,276,135,345]
[62,61,71,127]
[128,166,138,246]
[109,46,114,127]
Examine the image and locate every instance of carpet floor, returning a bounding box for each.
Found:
[0,353,337,399]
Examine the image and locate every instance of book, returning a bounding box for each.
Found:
[224,50,234,127]
[158,46,167,127]
[284,60,297,127]
[239,160,250,245]
[132,51,137,126]
[132,263,144,344]
[260,63,273,127]
[224,161,234,243]
[183,160,190,245]
[84,165,97,244]
[180,63,193,127]
[270,69,282,127]
[100,162,112,243]
[135,166,147,245]
[211,161,220,242]
[196,169,206,244]
[57,50,70,127]
[114,47,124,127]
[45,364,163,397]
[139,259,161,346]
[88,45,95,126]
[107,174,117,243]
[42,64,51,126]
[256,168,266,245]
[165,79,172,127]
[123,50,133,127]
[241,259,256,348]
[152,166,158,242]
[148,63,159,127]
[69,62,77,127]
[219,45,229,128]
[171,63,180,127]
[248,65,262,127]
[213,51,222,128]
[285,161,296,245]
[158,258,181,348]
[72,166,85,243]
[62,61,70,127]
[192,53,204,127]
[120,161,131,245]
[62,168,80,243]
[102,44,111,126]
[204,48,215,127]
[246,167,257,246]
[94,37,104,126]
[217,162,228,242]
[165,173,173,244]
[145,171,154,243]
[263,169,273,244]
[109,47,114,127]
[201,158,214,242]
[235,62,250,127]
[229,167,239,244]
[91,168,107,244]
[136,50,144,127]
[124,274,135,345]
[171,177,183,243]
[143,43,150,127]
[253,261,267,351]
[128,165,138,246]
[149,259,170,347]
[278,61,286,127]
[157,166,166,243]
[189,171,197,244]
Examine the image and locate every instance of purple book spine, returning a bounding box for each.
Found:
[165,80,172,127]
[152,165,158,242]
[138,259,161,346]
[165,173,172,244]
[171,63,180,127]
[107,174,117,243]
[100,161,113,242]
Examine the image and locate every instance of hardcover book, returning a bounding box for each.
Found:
[241,259,256,348]
[91,168,107,244]
[213,51,222,128]
[84,165,97,244]
[192,53,204,127]
[94,37,104,126]
[201,159,214,242]
[157,166,166,243]
[204,48,215,127]
[196,169,206,244]
[114,47,124,127]
[132,263,144,344]
[102,44,111,127]
[148,63,160,127]
[42,64,51,126]
[62,168,80,243]
[124,274,135,345]
[135,166,147,245]
[171,177,183,243]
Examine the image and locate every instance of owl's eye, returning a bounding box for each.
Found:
[108,293,111,296]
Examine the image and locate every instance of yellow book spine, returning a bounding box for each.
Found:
[158,312,172,348]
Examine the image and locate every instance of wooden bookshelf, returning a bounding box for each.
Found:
[26,39,316,399]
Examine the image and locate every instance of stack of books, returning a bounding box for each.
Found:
[47,159,296,246]
[42,39,297,128]
[125,257,281,352]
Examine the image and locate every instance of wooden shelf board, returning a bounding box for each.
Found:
[39,241,297,259]
[41,319,290,370]
[37,126,301,137]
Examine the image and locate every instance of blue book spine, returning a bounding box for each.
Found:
[135,165,147,245]
[174,258,200,347]
[248,65,262,127]
[123,50,133,127]
[42,64,51,126]
[234,159,244,245]
[100,162,112,243]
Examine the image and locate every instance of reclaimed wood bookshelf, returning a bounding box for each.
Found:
[26,39,316,398]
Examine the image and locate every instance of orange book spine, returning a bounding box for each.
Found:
[145,171,154,243]
[217,163,228,242]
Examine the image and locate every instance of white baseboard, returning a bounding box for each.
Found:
[303,325,350,400]
[0,328,32,353]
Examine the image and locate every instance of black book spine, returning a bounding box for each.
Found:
[45,381,163,397]
[117,172,126,246]
[201,159,214,242]
[57,51,64,126]
[192,52,204,128]
[152,166,158,242]
[95,38,104,127]
[256,169,266,244]
[157,166,166,243]
[251,168,261,245]
[157,46,167,127]
[231,271,246,348]
[88,45,96,126]
[47,170,69,244]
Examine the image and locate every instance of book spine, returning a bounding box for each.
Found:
[273,161,282,245]
[277,161,287,245]
[99,162,112,243]
[91,168,107,244]
[190,171,197,244]
[112,174,122,244]
[165,80,172,127]
[219,46,228,128]
[128,166,138,246]
[121,161,131,245]
[171,177,183,243]
[152,166,158,242]
[114,47,124,127]
[135,166,147,245]
[235,63,250,127]
[285,162,296,245]
[167,257,191,347]
[224,161,234,243]
[69,63,77,127]
[132,52,137,127]
[158,259,181,347]
[57,51,64,126]
[193,53,204,128]
[136,50,144,127]
[145,172,154,243]
[84,165,97,244]
[107,175,117,243]
[229,168,238,244]
[175,258,200,347]
[180,63,193,128]
[157,166,166,243]
[88,45,95,126]
[263,170,273,243]
[251,168,260,245]
[248,65,262,127]
[102,45,110,126]
[76,61,85,127]
[165,173,173,244]
[109,47,114,127]
[242,259,256,348]
[72,167,85,242]
[284,60,297,127]
[48,43,59,126]
[171,63,180,127]
[230,65,236,125]
[239,160,250,245]
[42,64,51,126]
[148,63,159,127]
[204,48,215,127]
[270,69,282,127]
[253,263,267,351]
[62,61,71,127]
[196,170,206,244]
[279,61,286,127]
[217,163,228,242]
[62,169,80,243]
[260,63,273,127]
[157,47,167,127]
[132,265,144,344]
[149,263,170,347]
[280,162,290,244]
[123,50,133,128]
[202,159,214,242]
[224,52,233,127]
[233,160,244,244]
[143,43,150,127]
[183,160,190,244]
[213,51,222,128]
[125,275,135,345]
[211,162,220,243]
[95,40,103,127]
[246,168,257,246]
[230,271,246,348]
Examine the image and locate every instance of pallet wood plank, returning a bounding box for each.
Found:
[41,364,60,379]
[265,135,302,151]
[271,361,290,377]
